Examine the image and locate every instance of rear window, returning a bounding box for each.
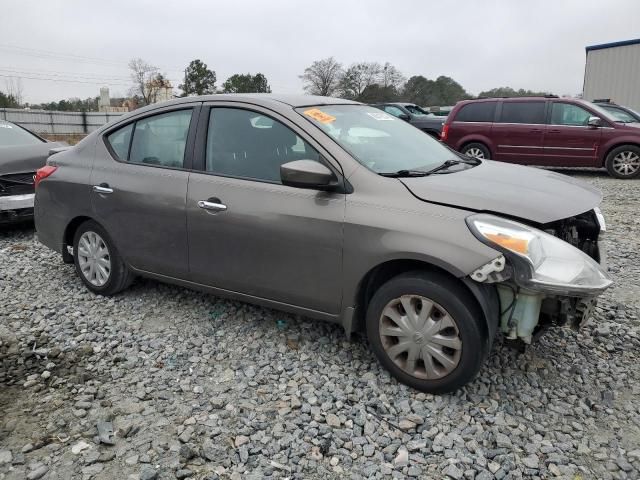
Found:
[499,101,545,124]
[0,121,43,147]
[454,102,496,122]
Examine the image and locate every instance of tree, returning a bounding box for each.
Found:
[478,86,552,98]
[300,57,343,96]
[179,59,217,96]
[222,73,271,93]
[358,84,400,103]
[380,62,405,90]
[128,58,167,105]
[338,62,382,100]
[0,91,19,108]
[5,77,23,106]
[403,75,470,106]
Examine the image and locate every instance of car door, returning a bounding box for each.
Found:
[491,101,547,164]
[543,102,602,166]
[186,103,345,314]
[91,105,199,277]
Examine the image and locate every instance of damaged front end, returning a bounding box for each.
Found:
[467,209,611,344]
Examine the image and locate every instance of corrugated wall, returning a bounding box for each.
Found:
[583,43,640,111]
[0,108,124,134]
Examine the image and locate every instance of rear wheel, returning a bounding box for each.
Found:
[605,145,640,179]
[366,271,489,393]
[73,220,133,295]
[461,142,490,160]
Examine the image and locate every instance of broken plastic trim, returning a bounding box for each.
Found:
[470,255,509,283]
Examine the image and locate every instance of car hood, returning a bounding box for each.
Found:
[0,142,64,176]
[400,160,602,224]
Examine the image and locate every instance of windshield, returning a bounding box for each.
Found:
[404,105,430,116]
[0,121,43,147]
[601,105,638,123]
[297,105,458,173]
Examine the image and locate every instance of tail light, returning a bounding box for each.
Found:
[440,124,450,141]
[34,165,58,188]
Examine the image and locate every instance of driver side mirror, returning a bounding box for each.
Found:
[398,113,411,122]
[280,160,337,190]
[588,116,602,128]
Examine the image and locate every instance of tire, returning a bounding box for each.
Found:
[461,142,490,160]
[73,220,133,295]
[366,271,489,394]
[605,145,640,179]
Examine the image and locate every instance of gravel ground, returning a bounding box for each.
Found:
[1,172,639,480]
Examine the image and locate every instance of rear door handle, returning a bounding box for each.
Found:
[198,198,227,212]
[92,183,113,194]
[548,129,561,134]
[530,128,543,133]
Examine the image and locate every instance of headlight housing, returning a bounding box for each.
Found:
[467,214,611,296]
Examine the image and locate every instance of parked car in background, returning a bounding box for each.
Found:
[0,120,66,224]
[35,94,610,393]
[593,99,640,123]
[425,106,453,117]
[371,102,445,138]
[441,96,640,178]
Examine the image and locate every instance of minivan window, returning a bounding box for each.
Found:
[206,108,321,183]
[550,103,592,126]
[500,101,545,124]
[129,109,192,168]
[455,102,496,122]
[298,105,459,174]
[106,123,133,160]
[601,105,637,123]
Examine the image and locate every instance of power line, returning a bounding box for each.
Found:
[0,67,133,82]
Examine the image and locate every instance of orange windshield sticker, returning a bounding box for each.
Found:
[304,108,336,124]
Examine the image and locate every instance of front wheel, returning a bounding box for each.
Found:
[366,272,489,393]
[605,145,640,179]
[73,220,133,295]
[461,142,490,160]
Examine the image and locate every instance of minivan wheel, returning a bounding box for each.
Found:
[605,145,640,179]
[461,142,490,160]
[366,272,488,393]
[73,220,133,295]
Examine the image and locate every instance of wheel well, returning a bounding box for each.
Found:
[353,259,488,333]
[602,143,640,167]
[62,216,92,262]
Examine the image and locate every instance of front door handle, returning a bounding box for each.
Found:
[92,183,113,194]
[197,198,227,212]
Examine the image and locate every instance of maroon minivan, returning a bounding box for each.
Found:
[441,96,640,178]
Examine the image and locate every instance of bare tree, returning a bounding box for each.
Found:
[5,77,24,106]
[338,62,382,100]
[128,58,163,105]
[380,62,405,90]
[299,57,343,96]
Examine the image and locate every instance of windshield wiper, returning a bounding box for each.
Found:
[380,157,480,178]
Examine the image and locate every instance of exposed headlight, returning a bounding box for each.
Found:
[466,214,612,296]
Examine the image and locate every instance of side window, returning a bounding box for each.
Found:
[129,110,192,168]
[383,106,405,117]
[106,123,133,160]
[455,102,496,122]
[499,102,545,124]
[551,103,592,126]
[206,108,321,183]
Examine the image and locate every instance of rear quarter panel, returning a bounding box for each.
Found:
[34,134,97,253]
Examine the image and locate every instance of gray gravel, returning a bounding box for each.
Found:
[1,172,639,480]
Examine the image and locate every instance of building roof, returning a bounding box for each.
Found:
[586,38,640,52]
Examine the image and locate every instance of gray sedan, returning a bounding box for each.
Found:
[34,94,611,393]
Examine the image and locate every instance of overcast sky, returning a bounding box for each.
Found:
[2,0,640,104]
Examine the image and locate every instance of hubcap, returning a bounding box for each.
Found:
[613,151,640,176]
[379,295,462,380]
[77,231,111,287]
[465,147,485,159]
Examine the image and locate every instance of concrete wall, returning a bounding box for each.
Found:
[0,108,124,134]
[583,42,640,111]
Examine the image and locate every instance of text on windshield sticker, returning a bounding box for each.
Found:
[303,108,336,124]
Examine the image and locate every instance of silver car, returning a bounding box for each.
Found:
[34,94,611,393]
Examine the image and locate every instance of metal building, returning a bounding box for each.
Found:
[583,38,640,111]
